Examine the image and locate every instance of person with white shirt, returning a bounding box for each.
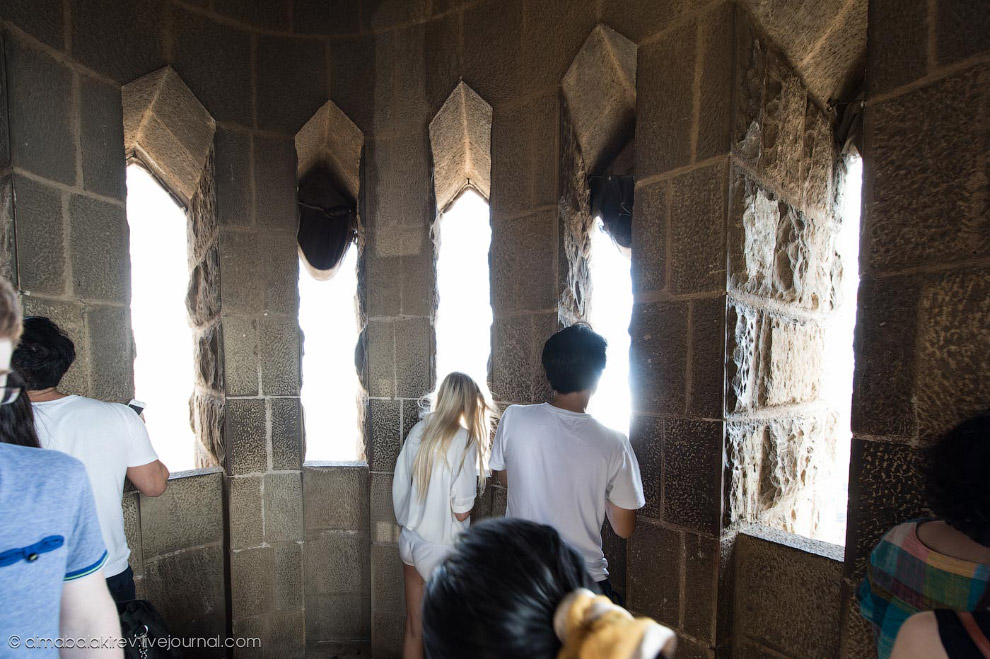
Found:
[490,324,645,602]
[392,372,497,659]
[12,316,170,604]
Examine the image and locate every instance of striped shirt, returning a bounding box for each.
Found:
[859,520,990,659]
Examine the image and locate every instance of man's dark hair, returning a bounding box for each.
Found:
[541,324,607,394]
[423,518,594,659]
[924,413,990,546]
[11,317,76,390]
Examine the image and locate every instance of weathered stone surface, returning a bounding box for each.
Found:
[304,466,370,531]
[305,531,369,595]
[122,491,142,574]
[5,35,75,184]
[227,475,264,550]
[13,175,64,295]
[214,128,252,226]
[0,0,63,49]
[669,161,728,294]
[292,0,360,35]
[231,546,275,619]
[684,532,719,644]
[430,82,492,210]
[368,398,401,472]
[226,398,267,474]
[663,418,723,534]
[400,246,434,318]
[265,472,304,544]
[801,101,835,218]
[214,0,289,30]
[80,77,126,200]
[865,0,927,97]
[424,11,461,117]
[187,245,221,327]
[272,397,304,471]
[256,36,326,133]
[140,471,223,557]
[760,51,808,203]
[364,320,394,398]
[253,136,297,231]
[364,251,402,318]
[735,532,843,657]
[629,414,662,519]
[69,195,130,303]
[492,210,556,313]
[192,322,222,391]
[637,22,695,177]
[561,25,637,177]
[602,0,716,44]
[627,521,681,628]
[631,180,667,294]
[306,592,371,643]
[629,301,688,414]
[328,35,377,136]
[371,472,399,544]
[259,317,301,397]
[491,314,536,404]
[143,546,226,642]
[490,95,558,215]
[262,230,300,316]
[394,316,432,399]
[364,136,431,256]
[865,66,988,272]
[192,393,224,468]
[520,0,597,98]
[269,609,306,659]
[696,5,733,162]
[86,304,134,401]
[71,0,165,83]
[295,100,363,200]
[461,0,523,105]
[20,297,89,395]
[222,315,258,396]
[732,8,765,167]
[371,543,406,658]
[601,523,627,599]
[689,296,726,419]
[171,6,252,125]
[936,0,990,66]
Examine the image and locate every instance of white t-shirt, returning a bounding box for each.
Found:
[33,395,159,577]
[392,416,479,546]
[490,403,645,581]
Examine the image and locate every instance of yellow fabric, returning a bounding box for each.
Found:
[556,590,666,659]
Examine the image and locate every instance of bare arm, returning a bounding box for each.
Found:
[126,460,170,497]
[890,612,949,659]
[454,509,472,522]
[60,570,123,658]
[606,501,637,539]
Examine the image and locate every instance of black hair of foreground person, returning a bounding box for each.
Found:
[0,371,41,448]
[11,316,76,390]
[541,324,607,394]
[924,412,990,546]
[422,517,595,659]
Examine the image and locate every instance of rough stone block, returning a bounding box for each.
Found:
[306,592,371,642]
[170,6,252,125]
[140,471,223,557]
[369,399,401,472]
[274,542,304,611]
[220,229,264,313]
[731,8,765,166]
[252,136,298,232]
[260,316,302,396]
[689,296,726,419]
[662,418,723,534]
[371,543,406,657]
[629,301,688,414]
[601,523,627,599]
[292,0,360,35]
[122,491,142,575]
[226,398,268,474]
[492,210,556,313]
[936,0,990,66]
[491,314,534,404]
[214,0,289,30]
[627,521,681,627]
[764,314,824,408]
[631,180,667,294]
[13,175,64,295]
[669,161,727,294]
[364,135,432,253]
[865,66,988,271]
[521,0,597,98]
[231,546,275,619]
[304,531,369,595]
[263,230,300,317]
[187,245,221,328]
[429,81,493,210]
[637,23,696,177]
[265,472,304,543]
[371,472,399,544]
[294,99,363,200]
[461,0,523,106]
[400,246,434,318]
[401,399,422,441]
[629,414,662,519]
[70,0,165,83]
[227,475,264,550]
[5,35,75,184]
[394,317,431,399]
[695,5,733,162]
[304,466,370,531]
[683,532,719,643]
[142,545,226,642]
[490,95,558,215]
[758,51,808,201]
[19,297,88,395]
[364,320,394,398]
[603,0,715,44]
[256,36,326,134]
[362,0,428,31]
[192,322,222,391]
[272,397,304,471]
[371,24,433,139]
[69,195,130,303]
[328,35,377,135]
[800,101,835,218]
[222,314,258,396]
[80,77,126,199]
[269,609,306,659]
[424,11,462,119]
[364,252,402,318]
[865,0,927,97]
[192,393,225,468]
[735,533,843,657]
[86,304,134,401]
[0,0,63,49]
[215,128,252,226]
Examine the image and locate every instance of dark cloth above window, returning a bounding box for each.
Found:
[589,175,633,249]
[297,165,357,278]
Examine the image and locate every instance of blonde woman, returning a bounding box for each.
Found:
[392,372,496,659]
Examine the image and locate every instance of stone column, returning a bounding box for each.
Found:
[841,0,989,654]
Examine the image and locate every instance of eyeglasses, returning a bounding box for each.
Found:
[0,385,22,406]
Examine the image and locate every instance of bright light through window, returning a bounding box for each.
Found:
[299,247,362,462]
[586,220,633,435]
[816,155,863,546]
[126,164,197,472]
[435,189,493,397]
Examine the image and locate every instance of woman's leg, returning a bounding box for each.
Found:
[402,563,426,659]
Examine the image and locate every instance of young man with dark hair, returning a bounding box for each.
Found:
[13,316,170,603]
[0,279,122,656]
[490,324,644,599]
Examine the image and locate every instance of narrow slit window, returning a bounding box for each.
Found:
[299,245,362,462]
[586,219,634,435]
[435,189,493,396]
[125,163,196,472]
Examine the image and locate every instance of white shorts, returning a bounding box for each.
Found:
[399,528,456,581]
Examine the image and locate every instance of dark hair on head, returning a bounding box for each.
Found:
[422,518,594,659]
[0,277,22,343]
[0,371,41,448]
[924,413,990,546]
[11,317,76,390]
[541,324,607,394]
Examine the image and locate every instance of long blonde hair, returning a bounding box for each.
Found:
[412,372,497,501]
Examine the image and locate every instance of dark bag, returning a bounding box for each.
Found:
[116,599,182,659]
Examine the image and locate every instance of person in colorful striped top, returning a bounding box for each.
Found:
[859,413,990,658]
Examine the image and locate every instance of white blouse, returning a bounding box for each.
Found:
[392,416,479,546]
